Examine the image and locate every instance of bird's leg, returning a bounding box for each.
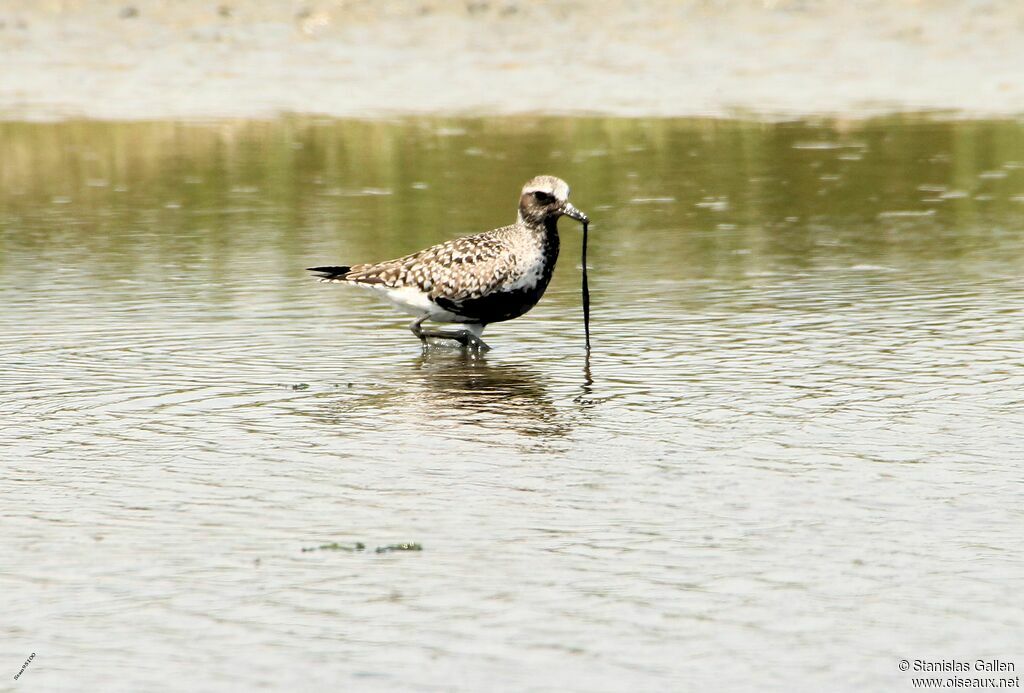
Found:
[409,315,430,345]
[408,317,491,351]
[444,329,491,352]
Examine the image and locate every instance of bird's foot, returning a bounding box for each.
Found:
[423,330,490,352]
[409,317,489,352]
[453,331,491,352]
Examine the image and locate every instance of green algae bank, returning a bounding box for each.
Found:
[2,116,1023,690]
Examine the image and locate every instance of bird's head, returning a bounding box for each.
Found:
[518,175,589,228]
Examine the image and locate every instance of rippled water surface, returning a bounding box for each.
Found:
[2,117,1024,691]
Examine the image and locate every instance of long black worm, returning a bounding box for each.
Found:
[582,219,590,351]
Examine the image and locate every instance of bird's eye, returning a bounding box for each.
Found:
[533,191,555,204]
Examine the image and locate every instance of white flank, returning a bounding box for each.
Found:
[374,285,464,323]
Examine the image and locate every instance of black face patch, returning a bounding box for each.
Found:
[532,191,555,205]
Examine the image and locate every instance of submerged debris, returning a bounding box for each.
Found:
[374,543,423,554]
[300,541,422,554]
[301,541,365,553]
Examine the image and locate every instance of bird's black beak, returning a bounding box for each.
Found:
[562,202,589,224]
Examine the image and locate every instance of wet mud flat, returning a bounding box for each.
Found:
[2,0,1024,120]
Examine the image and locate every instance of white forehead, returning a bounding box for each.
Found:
[522,176,570,200]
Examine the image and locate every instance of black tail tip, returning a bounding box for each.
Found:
[307,265,351,280]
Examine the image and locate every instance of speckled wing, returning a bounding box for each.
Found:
[344,226,520,303]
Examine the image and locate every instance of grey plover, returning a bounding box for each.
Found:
[308,175,589,351]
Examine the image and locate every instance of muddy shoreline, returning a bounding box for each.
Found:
[2,0,1023,121]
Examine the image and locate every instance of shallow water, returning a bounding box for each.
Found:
[2,116,1023,691]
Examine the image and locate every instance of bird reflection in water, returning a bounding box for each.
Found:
[408,352,571,440]
[305,351,589,449]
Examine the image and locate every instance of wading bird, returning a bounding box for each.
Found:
[308,175,589,351]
